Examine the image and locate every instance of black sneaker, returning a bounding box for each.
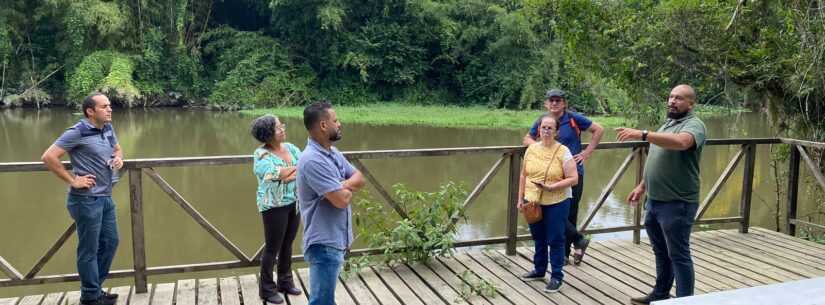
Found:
[544,278,563,293]
[101,292,118,301]
[261,294,284,304]
[630,293,670,305]
[573,238,590,265]
[520,270,545,281]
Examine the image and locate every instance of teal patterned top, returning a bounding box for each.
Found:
[253,143,301,212]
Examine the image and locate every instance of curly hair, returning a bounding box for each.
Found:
[250,115,279,143]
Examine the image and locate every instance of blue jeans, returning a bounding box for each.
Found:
[305,244,344,305]
[645,199,698,298]
[66,195,119,302]
[528,199,570,281]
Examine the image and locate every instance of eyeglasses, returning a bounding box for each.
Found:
[540,126,556,131]
[546,98,565,104]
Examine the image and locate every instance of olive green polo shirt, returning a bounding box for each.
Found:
[644,112,707,203]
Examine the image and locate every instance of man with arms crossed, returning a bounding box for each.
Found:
[297,101,365,305]
[42,93,123,305]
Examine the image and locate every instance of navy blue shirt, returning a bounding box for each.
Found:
[54,119,119,196]
[297,138,356,253]
[529,111,592,175]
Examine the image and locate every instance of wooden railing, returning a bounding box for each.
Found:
[0,137,823,293]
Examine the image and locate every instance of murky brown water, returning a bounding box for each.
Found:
[0,108,818,297]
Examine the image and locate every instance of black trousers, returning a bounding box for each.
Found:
[259,204,300,298]
[565,175,585,257]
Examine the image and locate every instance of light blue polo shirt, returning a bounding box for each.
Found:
[54,119,119,197]
[296,138,356,253]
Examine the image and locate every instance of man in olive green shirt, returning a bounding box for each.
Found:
[615,84,707,305]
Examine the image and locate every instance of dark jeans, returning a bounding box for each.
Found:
[66,195,119,302]
[528,199,570,281]
[645,199,699,298]
[259,204,300,298]
[565,175,585,257]
[305,244,345,305]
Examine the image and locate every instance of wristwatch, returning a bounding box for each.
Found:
[641,130,649,142]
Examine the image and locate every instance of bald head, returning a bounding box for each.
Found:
[672,84,696,104]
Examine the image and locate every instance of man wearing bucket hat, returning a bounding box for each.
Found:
[522,89,604,267]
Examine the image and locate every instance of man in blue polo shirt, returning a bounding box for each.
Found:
[523,89,604,266]
[41,93,123,305]
[296,101,365,305]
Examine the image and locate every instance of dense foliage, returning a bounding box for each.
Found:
[0,0,823,131]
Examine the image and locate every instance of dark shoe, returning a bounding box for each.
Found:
[520,270,545,281]
[630,293,670,305]
[573,238,590,265]
[277,284,302,296]
[544,278,563,293]
[262,294,284,304]
[101,292,118,301]
[80,297,116,305]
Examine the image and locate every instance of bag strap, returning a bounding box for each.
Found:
[537,144,562,203]
[568,112,581,138]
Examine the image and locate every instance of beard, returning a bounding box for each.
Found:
[328,128,342,142]
[667,109,688,120]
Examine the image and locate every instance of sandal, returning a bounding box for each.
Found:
[573,238,590,265]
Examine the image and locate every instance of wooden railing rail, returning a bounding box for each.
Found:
[4,137,825,292]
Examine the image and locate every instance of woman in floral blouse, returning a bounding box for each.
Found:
[251,115,302,304]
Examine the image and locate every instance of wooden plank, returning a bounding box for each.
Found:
[579,149,636,232]
[341,274,380,305]
[197,279,218,305]
[26,223,76,279]
[694,232,823,278]
[633,148,646,244]
[63,291,80,305]
[480,250,576,305]
[368,266,423,305]
[0,256,23,280]
[516,247,632,303]
[655,237,776,286]
[359,268,403,305]
[344,146,524,160]
[456,253,540,305]
[469,251,568,305]
[108,287,130,305]
[349,158,408,219]
[602,239,735,292]
[781,138,825,150]
[238,275,263,305]
[435,256,510,305]
[798,145,825,192]
[787,145,801,235]
[285,271,308,305]
[40,293,64,305]
[151,283,175,305]
[427,259,494,305]
[505,153,521,255]
[391,264,448,305]
[129,168,148,293]
[643,236,791,284]
[739,144,756,233]
[714,230,825,273]
[750,227,825,253]
[145,168,250,263]
[219,277,241,305]
[16,295,43,305]
[407,262,471,305]
[489,250,594,305]
[0,298,19,305]
[695,148,744,221]
[736,229,825,261]
[586,242,681,290]
[176,279,196,305]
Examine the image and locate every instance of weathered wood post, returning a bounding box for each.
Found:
[740,143,756,233]
[129,167,148,293]
[506,150,523,255]
[786,145,801,236]
[633,147,646,244]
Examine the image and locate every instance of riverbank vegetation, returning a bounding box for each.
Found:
[0,0,823,134]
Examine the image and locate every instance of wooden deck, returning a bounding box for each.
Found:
[3,228,825,305]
